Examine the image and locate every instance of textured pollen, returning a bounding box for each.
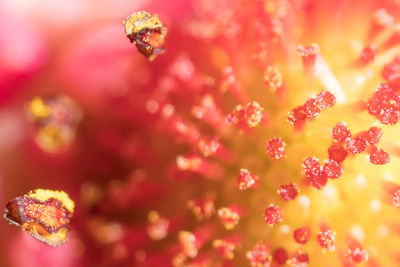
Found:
[316,230,336,251]
[369,146,391,165]
[264,204,283,226]
[278,184,299,201]
[3,189,74,247]
[294,226,312,244]
[266,137,286,160]
[124,11,167,60]
[237,168,258,191]
[332,122,351,143]
[323,159,343,179]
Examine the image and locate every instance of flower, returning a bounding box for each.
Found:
[2,0,400,266]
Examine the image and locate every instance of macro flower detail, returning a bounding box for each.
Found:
[3,0,400,266]
[294,226,311,244]
[278,183,299,201]
[264,204,283,226]
[266,137,286,160]
[124,11,167,60]
[237,168,258,191]
[3,189,74,247]
[316,229,336,252]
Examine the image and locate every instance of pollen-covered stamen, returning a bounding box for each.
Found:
[369,146,391,165]
[302,157,323,178]
[317,90,336,109]
[302,157,327,189]
[264,204,283,226]
[213,239,237,260]
[227,101,264,128]
[266,137,286,160]
[345,136,367,154]
[393,188,400,208]
[3,189,74,247]
[237,168,258,191]
[288,90,336,129]
[289,250,309,267]
[332,122,351,143]
[298,44,319,66]
[124,11,167,60]
[273,248,288,265]
[264,66,283,92]
[218,206,240,230]
[366,83,400,125]
[147,211,169,240]
[323,159,343,179]
[294,226,311,244]
[187,197,215,221]
[246,243,272,267]
[316,229,336,251]
[359,126,383,145]
[360,45,377,63]
[278,184,299,201]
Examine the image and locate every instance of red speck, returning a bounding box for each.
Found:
[369,146,391,165]
[302,157,327,189]
[359,126,383,145]
[328,144,348,163]
[345,136,367,154]
[273,247,288,265]
[294,226,311,244]
[303,98,322,118]
[332,122,351,143]
[346,247,369,263]
[361,46,377,63]
[278,184,299,201]
[246,243,271,267]
[228,101,264,128]
[366,83,400,125]
[317,90,336,109]
[290,250,309,267]
[302,157,323,178]
[316,230,336,251]
[264,204,283,226]
[323,159,343,179]
[393,188,400,208]
[366,127,383,145]
[237,168,258,191]
[266,137,286,160]
[244,102,264,127]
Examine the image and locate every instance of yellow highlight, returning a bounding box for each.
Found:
[28,97,51,119]
[27,189,75,213]
[124,11,163,38]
